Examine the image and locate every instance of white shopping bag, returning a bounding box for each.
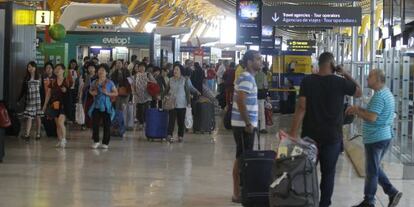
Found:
[75,103,85,125]
[185,106,193,129]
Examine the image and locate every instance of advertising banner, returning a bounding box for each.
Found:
[262,5,362,27]
[236,0,262,45]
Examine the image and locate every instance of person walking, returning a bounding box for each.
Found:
[111,59,131,112]
[67,59,80,122]
[255,66,269,134]
[18,61,44,142]
[132,62,156,130]
[231,50,262,203]
[288,52,362,207]
[79,62,97,129]
[223,62,236,108]
[42,64,70,148]
[346,69,402,207]
[167,64,200,143]
[88,64,118,149]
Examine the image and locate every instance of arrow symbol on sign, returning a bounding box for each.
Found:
[272,12,279,23]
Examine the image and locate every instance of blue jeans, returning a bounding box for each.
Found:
[364,139,398,204]
[319,142,342,207]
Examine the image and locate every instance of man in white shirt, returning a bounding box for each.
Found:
[217,60,228,84]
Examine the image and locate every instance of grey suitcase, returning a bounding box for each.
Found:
[269,154,319,207]
[193,100,215,133]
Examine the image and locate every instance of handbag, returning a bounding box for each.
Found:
[0,103,11,128]
[118,86,131,96]
[163,94,176,110]
[185,106,193,129]
[75,103,85,125]
[51,101,60,110]
[147,82,161,97]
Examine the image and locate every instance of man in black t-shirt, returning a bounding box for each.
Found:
[289,52,362,207]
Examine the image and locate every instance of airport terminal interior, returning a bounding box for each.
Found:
[0,0,414,206]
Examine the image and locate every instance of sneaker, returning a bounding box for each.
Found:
[101,144,109,149]
[167,136,175,143]
[91,142,100,149]
[60,139,67,148]
[352,200,375,207]
[35,134,41,140]
[178,137,183,143]
[389,192,403,207]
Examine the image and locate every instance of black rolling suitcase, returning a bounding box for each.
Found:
[239,122,276,207]
[193,98,215,133]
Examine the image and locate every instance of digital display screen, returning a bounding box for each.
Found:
[262,25,273,37]
[236,0,262,45]
[238,1,260,21]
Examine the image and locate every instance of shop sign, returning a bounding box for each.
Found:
[193,48,204,56]
[35,10,54,26]
[102,36,131,45]
[262,5,362,27]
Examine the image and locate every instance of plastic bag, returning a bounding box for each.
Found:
[75,103,85,125]
[185,106,193,129]
[276,130,318,163]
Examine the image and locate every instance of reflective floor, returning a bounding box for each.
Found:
[1,115,413,207]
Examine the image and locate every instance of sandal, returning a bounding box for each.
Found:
[22,135,30,143]
[231,196,241,203]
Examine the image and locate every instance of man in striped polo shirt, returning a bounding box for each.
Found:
[347,69,402,207]
[231,50,262,203]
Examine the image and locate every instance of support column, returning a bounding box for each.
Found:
[369,0,376,69]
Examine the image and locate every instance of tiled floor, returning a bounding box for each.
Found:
[0,115,413,207]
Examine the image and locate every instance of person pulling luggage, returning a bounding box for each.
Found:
[166,64,200,143]
[288,52,362,207]
[231,50,262,203]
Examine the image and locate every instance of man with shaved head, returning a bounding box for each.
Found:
[347,69,402,207]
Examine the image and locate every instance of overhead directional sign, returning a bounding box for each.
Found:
[262,5,362,27]
[287,40,316,52]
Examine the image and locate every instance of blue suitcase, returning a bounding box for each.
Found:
[145,108,168,141]
[111,110,126,137]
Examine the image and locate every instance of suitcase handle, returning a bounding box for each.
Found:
[241,120,261,152]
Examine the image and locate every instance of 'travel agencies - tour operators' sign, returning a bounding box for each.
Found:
[262,5,362,27]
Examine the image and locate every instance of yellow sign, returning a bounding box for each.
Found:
[36,10,54,26]
[14,10,35,25]
[284,55,312,74]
